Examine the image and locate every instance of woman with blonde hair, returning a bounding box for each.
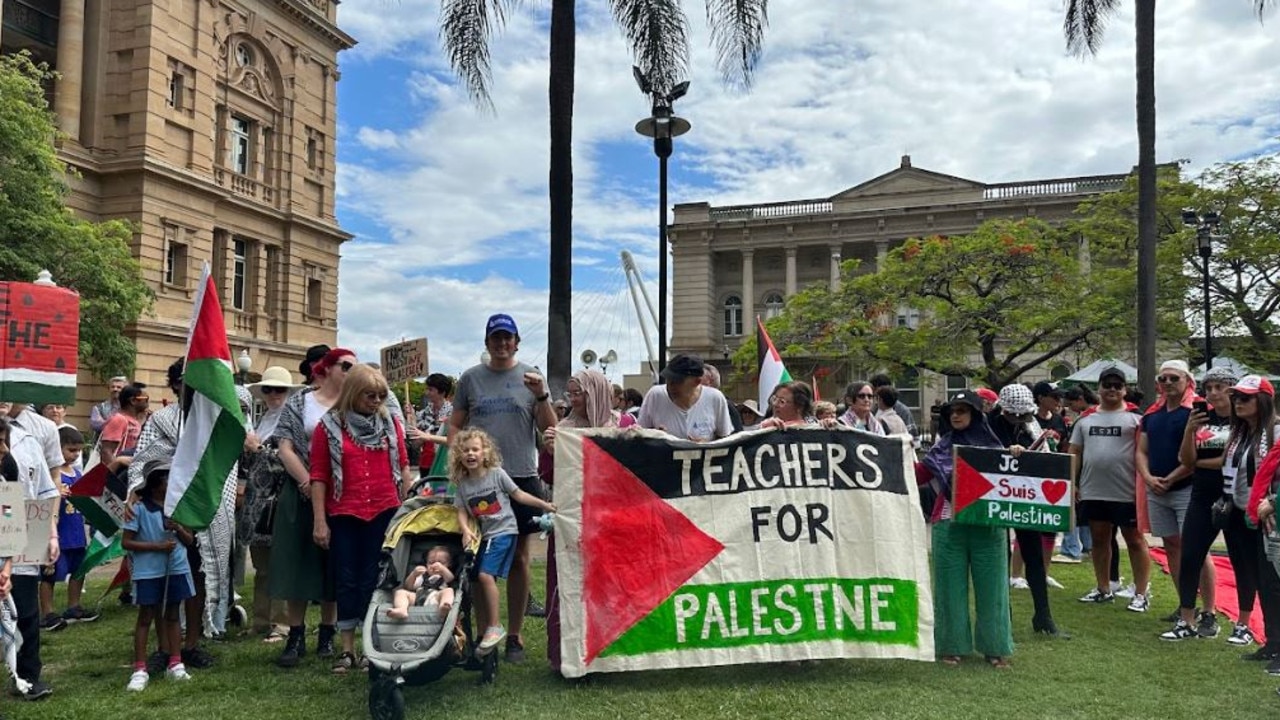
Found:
[309,364,411,673]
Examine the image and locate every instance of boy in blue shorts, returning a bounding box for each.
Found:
[39,427,97,630]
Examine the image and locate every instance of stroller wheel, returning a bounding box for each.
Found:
[368,677,404,720]
[480,650,498,685]
[228,605,248,628]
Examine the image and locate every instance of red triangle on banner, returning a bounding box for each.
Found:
[67,463,109,497]
[952,455,996,514]
[581,438,724,664]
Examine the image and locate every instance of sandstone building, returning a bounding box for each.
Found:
[669,156,1130,412]
[1,0,354,416]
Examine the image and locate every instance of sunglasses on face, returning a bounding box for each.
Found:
[1100,381,1125,390]
[261,386,287,395]
[362,391,388,401]
[1003,411,1033,422]
[1231,393,1257,403]
[854,393,875,400]
[340,361,355,372]
[1156,375,1184,384]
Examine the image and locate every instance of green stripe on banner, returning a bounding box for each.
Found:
[601,577,918,657]
[953,497,1070,533]
[184,357,244,421]
[65,496,119,537]
[73,533,123,581]
[0,381,75,405]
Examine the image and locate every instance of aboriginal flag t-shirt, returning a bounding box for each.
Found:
[453,467,520,537]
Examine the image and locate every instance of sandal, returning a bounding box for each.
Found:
[263,628,288,644]
[331,651,356,674]
[940,655,962,666]
[985,656,1011,669]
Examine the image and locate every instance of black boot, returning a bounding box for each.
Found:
[316,624,336,659]
[277,626,305,668]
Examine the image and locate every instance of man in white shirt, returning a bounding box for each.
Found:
[639,355,734,442]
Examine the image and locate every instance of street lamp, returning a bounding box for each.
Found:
[1182,209,1222,369]
[634,66,691,376]
[237,348,252,385]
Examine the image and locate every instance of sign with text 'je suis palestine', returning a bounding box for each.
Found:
[952,446,1075,533]
[552,427,935,678]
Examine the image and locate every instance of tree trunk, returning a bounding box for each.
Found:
[546,0,575,394]
[1134,0,1158,403]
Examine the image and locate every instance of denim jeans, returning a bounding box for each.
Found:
[1059,526,1087,558]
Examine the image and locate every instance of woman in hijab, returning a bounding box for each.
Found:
[540,369,618,673]
[918,389,1013,668]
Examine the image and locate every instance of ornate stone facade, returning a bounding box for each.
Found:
[670,156,1130,408]
[1,0,355,420]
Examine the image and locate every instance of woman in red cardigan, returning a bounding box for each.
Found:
[310,364,412,673]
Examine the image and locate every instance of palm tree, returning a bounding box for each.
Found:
[439,0,768,391]
[1064,0,1274,402]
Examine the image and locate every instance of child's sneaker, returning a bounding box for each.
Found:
[39,613,67,632]
[1159,619,1196,641]
[61,606,100,624]
[1127,594,1150,613]
[479,625,506,651]
[166,663,191,681]
[1228,623,1258,646]
[126,670,149,692]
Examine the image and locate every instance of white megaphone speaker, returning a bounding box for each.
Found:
[580,349,598,366]
[602,350,618,365]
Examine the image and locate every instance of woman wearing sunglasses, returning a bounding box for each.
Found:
[1192,375,1280,670]
[837,381,887,434]
[269,347,358,668]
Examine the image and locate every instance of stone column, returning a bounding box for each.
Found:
[54,0,86,141]
[741,249,755,327]
[829,243,842,291]
[785,246,797,296]
[875,240,889,270]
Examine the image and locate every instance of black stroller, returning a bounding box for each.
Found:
[364,489,495,720]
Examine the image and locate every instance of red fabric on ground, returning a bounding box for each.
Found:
[1150,547,1266,644]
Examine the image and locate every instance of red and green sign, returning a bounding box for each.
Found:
[0,281,79,405]
[952,445,1074,533]
[554,427,935,677]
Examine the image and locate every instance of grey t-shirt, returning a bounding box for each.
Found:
[637,384,734,441]
[454,467,520,537]
[453,362,540,477]
[1070,409,1141,503]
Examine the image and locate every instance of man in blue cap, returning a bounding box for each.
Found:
[451,314,558,663]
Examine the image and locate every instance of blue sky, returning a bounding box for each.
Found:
[331,0,1280,381]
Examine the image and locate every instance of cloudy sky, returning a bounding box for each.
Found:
[331,0,1279,382]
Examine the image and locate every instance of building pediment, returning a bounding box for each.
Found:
[823,156,985,212]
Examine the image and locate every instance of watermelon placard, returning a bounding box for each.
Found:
[0,281,80,405]
[554,427,934,678]
[951,445,1075,533]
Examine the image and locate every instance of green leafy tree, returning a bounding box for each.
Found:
[1188,155,1280,369]
[749,219,1136,389]
[0,53,152,379]
[1062,0,1277,400]
[439,0,768,391]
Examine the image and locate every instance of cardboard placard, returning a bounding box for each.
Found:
[952,445,1075,533]
[15,499,57,565]
[380,338,428,385]
[0,484,28,557]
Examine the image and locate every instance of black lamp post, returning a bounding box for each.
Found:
[634,67,690,375]
[1182,208,1221,369]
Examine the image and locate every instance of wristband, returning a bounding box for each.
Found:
[535,394,550,402]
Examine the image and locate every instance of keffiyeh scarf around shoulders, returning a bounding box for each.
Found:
[319,409,402,501]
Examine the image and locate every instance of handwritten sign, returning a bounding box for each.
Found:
[0,484,28,557]
[952,446,1075,533]
[380,338,428,385]
[15,499,57,565]
[0,281,80,405]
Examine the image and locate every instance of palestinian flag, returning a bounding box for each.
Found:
[67,463,129,580]
[166,265,245,530]
[756,317,791,411]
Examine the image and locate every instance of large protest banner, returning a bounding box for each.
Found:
[554,427,934,678]
[0,281,80,405]
[952,446,1074,534]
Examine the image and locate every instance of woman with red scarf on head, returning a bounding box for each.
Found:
[269,347,357,668]
[539,369,618,674]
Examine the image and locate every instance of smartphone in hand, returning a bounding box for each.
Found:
[1192,400,1209,415]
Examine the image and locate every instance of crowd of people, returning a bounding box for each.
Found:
[0,314,1276,703]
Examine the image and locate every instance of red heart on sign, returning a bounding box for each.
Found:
[1041,480,1068,505]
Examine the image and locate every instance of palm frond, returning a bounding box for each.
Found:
[439,0,518,108]
[1063,0,1121,57]
[611,0,690,97]
[704,0,768,89]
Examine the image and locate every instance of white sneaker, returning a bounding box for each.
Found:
[479,625,506,651]
[1114,583,1136,599]
[1046,576,1064,589]
[1127,594,1150,613]
[166,663,191,681]
[126,669,149,692]
[1010,577,1029,590]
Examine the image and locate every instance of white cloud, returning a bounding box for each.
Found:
[333,0,1280,381]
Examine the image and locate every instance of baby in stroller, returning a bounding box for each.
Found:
[387,546,455,620]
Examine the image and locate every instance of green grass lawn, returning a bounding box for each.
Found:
[7,558,1278,720]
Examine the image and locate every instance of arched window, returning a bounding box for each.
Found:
[723,295,743,337]
[1050,363,1074,381]
[763,292,785,319]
